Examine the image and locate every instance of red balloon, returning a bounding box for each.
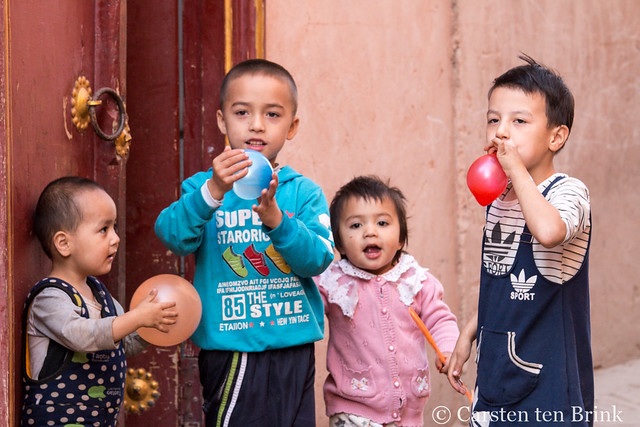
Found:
[130,274,202,347]
[466,153,508,206]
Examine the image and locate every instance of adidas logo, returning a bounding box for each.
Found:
[484,222,516,274]
[510,269,537,301]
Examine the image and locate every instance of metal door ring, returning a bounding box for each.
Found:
[89,87,126,141]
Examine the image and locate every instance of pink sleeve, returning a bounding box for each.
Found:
[417,272,460,354]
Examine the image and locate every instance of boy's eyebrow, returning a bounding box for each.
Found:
[487,108,533,116]
[230,101,285,109]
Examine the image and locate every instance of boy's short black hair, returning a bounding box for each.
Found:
[330,175,408,265]
[489,54,574,134]
[219,58,299,115]
[34,176,104,259]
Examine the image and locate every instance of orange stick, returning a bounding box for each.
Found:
[409,307,473,403]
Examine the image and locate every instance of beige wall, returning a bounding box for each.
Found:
[266,1,640,425]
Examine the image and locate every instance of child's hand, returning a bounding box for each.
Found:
[208,146,251,200]
[437,352,452,374]
[253,173,282,229]
[447,338,472,396]
[133,288,178,332]
[112,289,178,342]
[485,137,524,179]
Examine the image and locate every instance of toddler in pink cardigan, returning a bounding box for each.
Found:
[316,176,460,427]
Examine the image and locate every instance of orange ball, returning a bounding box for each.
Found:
[130,274,202,347]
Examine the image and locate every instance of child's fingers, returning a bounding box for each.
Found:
[162,316,178,325]
[213,148,250,181]
[259,175,278,199]
[448,370,471,400]
[438,352,453,373]
[161,308,178,318]
[146,288,158,301]
[447,372,465,394]
[160,300,177,309]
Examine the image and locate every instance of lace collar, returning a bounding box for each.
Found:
[319,253,426,318]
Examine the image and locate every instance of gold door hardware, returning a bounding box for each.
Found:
[124,367,161,414]
[114,120,132,158]
[71,76,127,141]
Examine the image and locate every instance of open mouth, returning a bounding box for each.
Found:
[363,245,382,258]
[245,140,266,149]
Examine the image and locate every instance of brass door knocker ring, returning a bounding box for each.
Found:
[71,76,126,141]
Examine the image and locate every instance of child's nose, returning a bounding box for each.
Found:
[363,224,377,237]
[495,121,509,139]
[250,116,265,132]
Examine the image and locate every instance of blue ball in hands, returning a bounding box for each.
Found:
[233,150,274,200]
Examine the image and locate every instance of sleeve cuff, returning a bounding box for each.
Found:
[201,180,223,208]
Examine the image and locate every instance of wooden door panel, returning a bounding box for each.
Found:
[125,1,262,425]
[124,1,227,424]
[4,0,126,424]
[124,0,183,424]
[8,3,99,425]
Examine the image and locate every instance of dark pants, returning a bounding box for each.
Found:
[199,343,316,427]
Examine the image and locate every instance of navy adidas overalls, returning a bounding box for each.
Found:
[21,277,127,427]
[473,177,594,426]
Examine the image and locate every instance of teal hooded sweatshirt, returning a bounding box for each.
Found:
[155,165,334,352]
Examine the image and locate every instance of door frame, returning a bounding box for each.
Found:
[1,1,12,424]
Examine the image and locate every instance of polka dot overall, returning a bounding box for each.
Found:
[21,277,127,427]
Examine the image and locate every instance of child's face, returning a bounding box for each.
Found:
[486,87,559,173]
[337,196,403,276]
[217,74,299,165]
[65,189,119,277]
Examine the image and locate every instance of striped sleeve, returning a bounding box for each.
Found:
[541,176,591,283]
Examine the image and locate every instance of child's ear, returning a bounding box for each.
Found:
[549,125,569,152]
[333,246,344,261]
[216,109,227,135]
[52,231,72,257]
[286,117,300,140]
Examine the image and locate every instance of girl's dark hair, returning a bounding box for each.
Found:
[330,175,408,264]
[34,176,104,259]
[489,54,575,134]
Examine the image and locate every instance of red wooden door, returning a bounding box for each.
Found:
[1,0,262,425]
[1,0,129,425]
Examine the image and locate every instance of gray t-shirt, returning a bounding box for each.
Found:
[26,286,147,379]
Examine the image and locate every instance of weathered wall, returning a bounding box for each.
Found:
[266,1,640,425]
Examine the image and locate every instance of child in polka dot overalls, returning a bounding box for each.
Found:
[21,176,178,427]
